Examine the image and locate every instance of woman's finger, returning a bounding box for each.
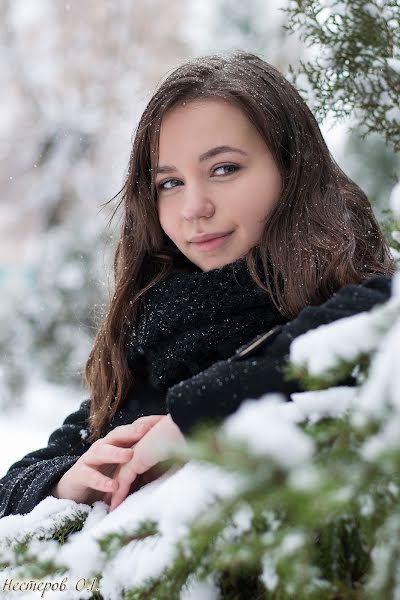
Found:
[81,463,120,494]
[109,475,135,511]
[109,462,172,510]
[109,439,159,511]
[108,416,182,511]
[114,451,149,502]
[85,444,133,466]
[104,415,165,447]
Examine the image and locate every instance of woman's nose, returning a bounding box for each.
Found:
[181,184,215,220]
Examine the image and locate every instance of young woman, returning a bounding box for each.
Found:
[0,51,395,518]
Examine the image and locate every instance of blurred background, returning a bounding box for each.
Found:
[0,0,398,475]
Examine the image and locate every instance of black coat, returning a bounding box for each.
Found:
[0,274,392,518]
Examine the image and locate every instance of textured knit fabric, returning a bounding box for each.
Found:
[0,400,91,519]
[127,256,288,390]
[0,263,393,517]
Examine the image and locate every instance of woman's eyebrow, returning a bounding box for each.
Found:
[156,145,248,175]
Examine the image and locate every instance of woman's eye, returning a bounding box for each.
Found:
[213,164,240,176]
[157,164,239,191]
[157,179,180,191]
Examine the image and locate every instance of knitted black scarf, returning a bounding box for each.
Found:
[127,257,288,391]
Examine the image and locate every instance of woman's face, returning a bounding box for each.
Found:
[155,98,282,271]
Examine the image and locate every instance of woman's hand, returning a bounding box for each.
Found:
[52,415,165,506]
[108,414,187,511]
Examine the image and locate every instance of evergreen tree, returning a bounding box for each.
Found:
[285,0,400,152]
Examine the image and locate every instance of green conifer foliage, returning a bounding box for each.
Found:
[285,0,400,151]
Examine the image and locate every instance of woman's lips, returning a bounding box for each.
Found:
[191,231,233,252]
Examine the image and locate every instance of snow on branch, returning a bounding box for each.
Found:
[1,271,400,598]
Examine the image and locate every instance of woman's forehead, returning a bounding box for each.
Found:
[156,99,263,164]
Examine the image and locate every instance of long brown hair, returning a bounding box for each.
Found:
[84,50,395,443]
